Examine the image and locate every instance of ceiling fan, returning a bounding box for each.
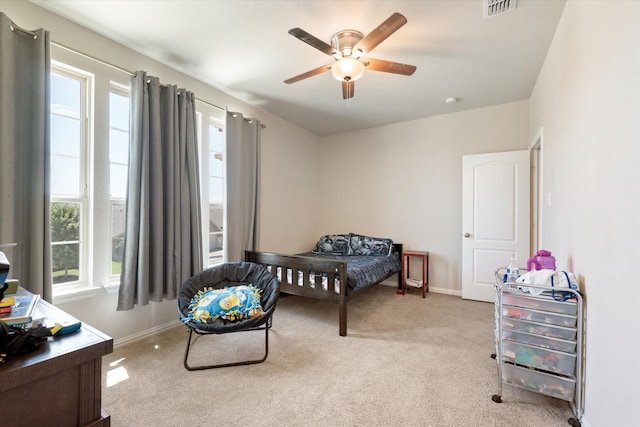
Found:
[284,12,417,99]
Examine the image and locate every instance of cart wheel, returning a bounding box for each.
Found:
[491,395,502,403]
[490,353,496,359]
[568,418,581,427]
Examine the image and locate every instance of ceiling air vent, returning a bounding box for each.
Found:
[484,0,517,18]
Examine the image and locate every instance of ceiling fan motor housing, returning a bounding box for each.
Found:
[330,30,363,58]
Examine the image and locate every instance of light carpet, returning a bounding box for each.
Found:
[101,285,577,426]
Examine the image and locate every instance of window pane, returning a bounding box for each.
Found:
[50,70,82,198]
[110,91,129,130]
[50,202,80,284]
[209,232,223,264]
[52,243,80,284]
[109,128,129,164]
[209,125,222,152]
[209,151,222,176]
[208,203,223,265]
[209,203,223,232]
[111,203,125,275]
[51,74,81,117]
[51,115,81,157]
[109,88,129,201]
[51,155,80,195]
[51,202,80,241]
[209,177,223,203]
[110,164,128,198]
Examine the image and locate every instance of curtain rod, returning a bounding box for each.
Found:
[52,41,226,110]
[9,21,38,39]
[51,41,266,128]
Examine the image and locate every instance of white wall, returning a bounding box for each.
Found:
[259,121,322,254]
[318,101,529,294]
[1,0,321,342]
[529,1,640,425]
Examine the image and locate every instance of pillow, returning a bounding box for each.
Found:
[183,285,263,324]
[312,234,350,255]
[347,233,394,256]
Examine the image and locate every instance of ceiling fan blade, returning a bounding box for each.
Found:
[288,28,341,58]
[284,64,333,84]
[342,81,355,99]
[364,58,417,76]
[352,12,407,58]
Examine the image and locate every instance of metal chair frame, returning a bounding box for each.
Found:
[183,316,273,371]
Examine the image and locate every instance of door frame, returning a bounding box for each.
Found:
[530,126,544,253]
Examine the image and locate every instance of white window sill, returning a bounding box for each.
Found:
[52,286,101,305]
[52,282,119,305]
[103,283,120,295]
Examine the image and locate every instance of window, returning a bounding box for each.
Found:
[109,85,130,279]
[207,122,224,266]
[50,47,225,299]
[50,64,90,287]
[49,45,132,300]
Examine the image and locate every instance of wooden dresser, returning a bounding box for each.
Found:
[0,294,113,426]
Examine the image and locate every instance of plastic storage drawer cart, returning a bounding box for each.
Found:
[492,269,584,427]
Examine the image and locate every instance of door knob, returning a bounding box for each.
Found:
[464,233,471,238]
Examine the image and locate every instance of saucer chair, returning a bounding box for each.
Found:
[177,262,279,370]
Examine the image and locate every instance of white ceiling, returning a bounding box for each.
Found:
[33,0,566,136]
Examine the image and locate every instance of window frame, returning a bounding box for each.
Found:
[196,107,226,268]
[49,61,92,293]
[207,120,225,267]
[108,82,131,285]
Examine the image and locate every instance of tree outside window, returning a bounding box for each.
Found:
[51,202,80,283]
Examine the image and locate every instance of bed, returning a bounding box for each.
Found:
[244,233,403,336]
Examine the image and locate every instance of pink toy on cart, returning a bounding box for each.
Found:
[527,250,556,271]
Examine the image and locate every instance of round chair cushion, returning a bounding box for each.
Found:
[177,262,279,332]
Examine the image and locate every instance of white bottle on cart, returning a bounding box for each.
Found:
[505,253,519,283]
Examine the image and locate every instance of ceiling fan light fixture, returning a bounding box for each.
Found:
[331,58,365,82]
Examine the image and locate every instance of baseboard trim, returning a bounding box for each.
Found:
[380,281,462,297]
[428,286,462,297]
[113,319,182,348]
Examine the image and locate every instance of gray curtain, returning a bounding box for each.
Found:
[0,13,52,301]
[224,111,261,262]
[117,71,203,310]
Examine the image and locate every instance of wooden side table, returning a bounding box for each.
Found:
[399,250,429,298]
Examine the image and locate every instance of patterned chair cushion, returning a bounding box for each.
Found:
[183,285,264,324]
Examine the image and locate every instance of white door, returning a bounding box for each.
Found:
[462,151,530,302]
